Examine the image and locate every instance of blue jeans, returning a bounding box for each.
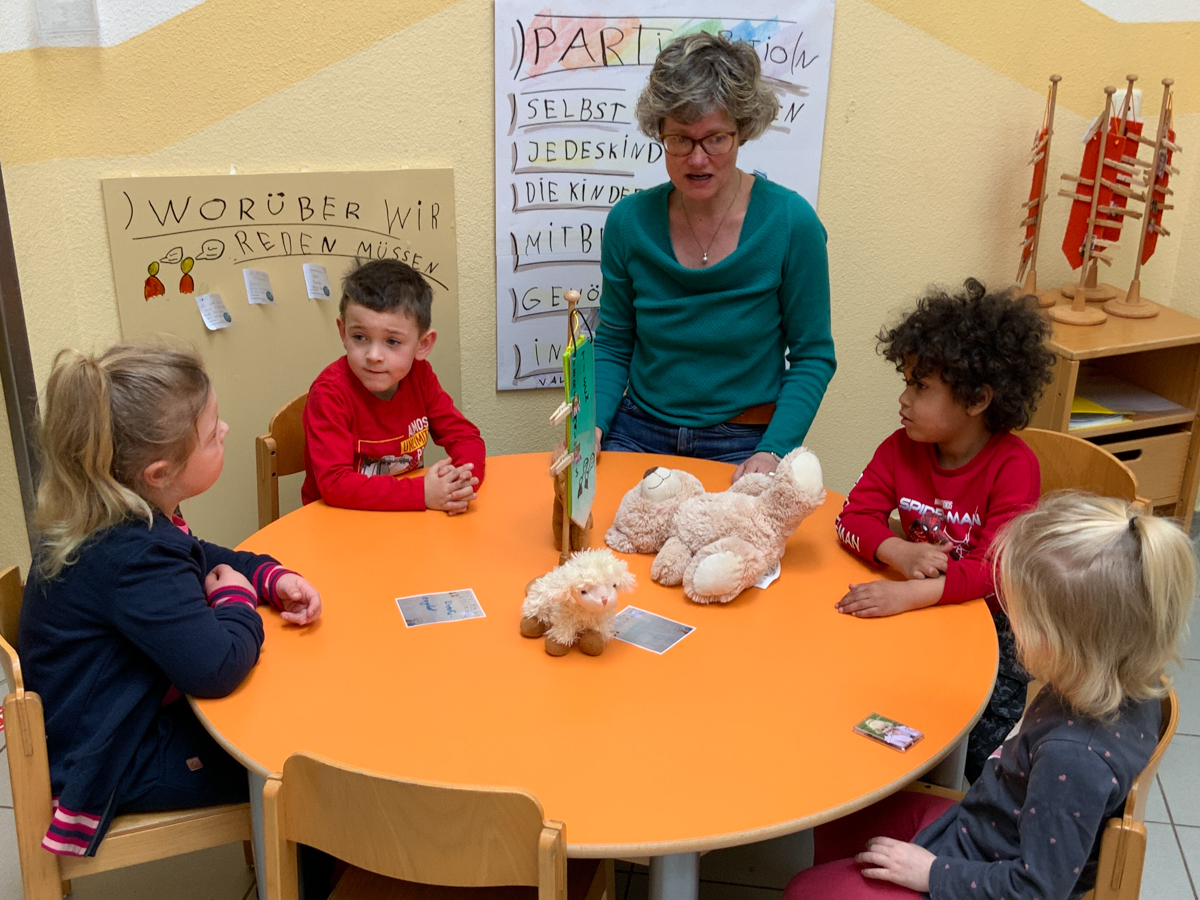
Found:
[602,397,766,464]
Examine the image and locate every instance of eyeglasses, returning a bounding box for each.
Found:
[658,131,738,157]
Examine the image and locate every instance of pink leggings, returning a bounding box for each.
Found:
[782,791,957,900]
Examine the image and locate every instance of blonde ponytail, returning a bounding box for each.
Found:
[994,493,1196,720]
[34,343,210,578]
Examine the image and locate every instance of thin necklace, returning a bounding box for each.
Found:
[681,172,743,266]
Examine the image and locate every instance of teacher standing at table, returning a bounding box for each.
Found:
[594,32,836,482]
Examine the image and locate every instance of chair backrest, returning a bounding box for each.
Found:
[1018,428,1150,512]
[1,564,24,689]
[1089,688,1178,900]
[263,752,566,900]
[0,566,64,895]
[255,392,308,529]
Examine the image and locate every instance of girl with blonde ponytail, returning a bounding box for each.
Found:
[784,492,1195,900]
[21,342,321,858]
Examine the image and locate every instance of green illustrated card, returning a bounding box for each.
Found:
[564,332,596,528]
[853,713,924,752]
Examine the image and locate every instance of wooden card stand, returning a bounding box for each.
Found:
[1047,292,1107,325]
[1105,79,1178,321]
[1105,279,1160,318]
[1060,261,1118,302]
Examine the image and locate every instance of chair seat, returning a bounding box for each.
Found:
[60,802,252,879]
[331,859,603,900]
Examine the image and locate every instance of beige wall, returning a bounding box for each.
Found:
[1,0,1197,568]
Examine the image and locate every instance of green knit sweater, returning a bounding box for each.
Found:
[594,176,836,456]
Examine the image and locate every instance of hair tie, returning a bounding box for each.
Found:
[1129,515,1139,535]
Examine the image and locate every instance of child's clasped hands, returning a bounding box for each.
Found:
[424,460,479,515]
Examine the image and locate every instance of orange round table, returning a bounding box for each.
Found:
[193,452,997,897]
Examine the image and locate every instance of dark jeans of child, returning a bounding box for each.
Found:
[964,610,1030,784]
[603,397,767,463]
[117,701,337,900]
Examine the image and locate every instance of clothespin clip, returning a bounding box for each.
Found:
[549,450,573,476]
[549,402,571,425]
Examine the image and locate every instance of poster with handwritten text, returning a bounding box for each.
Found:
[494,0,835,390]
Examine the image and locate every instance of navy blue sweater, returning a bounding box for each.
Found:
[20,513,281,854]
[917,687,1160,899]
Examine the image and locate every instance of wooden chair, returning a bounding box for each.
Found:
[263,751,613,900]
[1019,428,1150,513]
[908,688,1178,900]
[1,565,253,900]
[256,392,308,528]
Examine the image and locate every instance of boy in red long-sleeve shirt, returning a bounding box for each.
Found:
[835,278,1055,781]
[302,259,485,513]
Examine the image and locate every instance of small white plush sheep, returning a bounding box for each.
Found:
[520,548,636,656]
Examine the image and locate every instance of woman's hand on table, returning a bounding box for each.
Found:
[836,578,943,617]
[732,451,779,483]
[856,838,934,892]
[274,572,322,625]
[425,461,479,516]
[876,537,949,580]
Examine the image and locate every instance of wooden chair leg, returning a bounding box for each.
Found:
[244,839,256,869]
[61,879,72,897]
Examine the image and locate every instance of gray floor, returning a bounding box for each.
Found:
[3,528,1199,900]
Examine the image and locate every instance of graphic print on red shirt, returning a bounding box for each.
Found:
[356,415,430,476]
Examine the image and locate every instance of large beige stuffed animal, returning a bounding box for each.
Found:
[605,447,825,604]
[520,548,636,656]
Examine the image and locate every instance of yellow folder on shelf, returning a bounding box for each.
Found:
[1071,396,1117,416]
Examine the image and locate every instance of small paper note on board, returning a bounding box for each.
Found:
[303,263,332,300]
[243,268,275,305]
[195,293,233,330]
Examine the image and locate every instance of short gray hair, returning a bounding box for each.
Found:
[635,32,779,142]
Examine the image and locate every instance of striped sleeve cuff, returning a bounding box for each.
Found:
[253,563,294,610]
[209,586,257,610]
[43,801,98,856]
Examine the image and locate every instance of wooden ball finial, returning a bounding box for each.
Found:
[1050,74,1062,83]
[1126,74,1138,82]
[1163,77,1175,87]
[1104,85,1117,95]
[564,289,581,304]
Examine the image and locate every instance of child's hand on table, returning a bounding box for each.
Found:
[205,564,254,597]
[425,461,478,515]
[876,536,949,580]
[274,572,322,625]
[836,578,943,617]
[856,838,935,892]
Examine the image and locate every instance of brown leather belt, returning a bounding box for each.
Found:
[727,403,775,426]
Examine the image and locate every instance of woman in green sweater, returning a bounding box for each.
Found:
[594,32,836,481]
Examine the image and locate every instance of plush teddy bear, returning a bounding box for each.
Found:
[605,447,825,604]
[520,548,636,656]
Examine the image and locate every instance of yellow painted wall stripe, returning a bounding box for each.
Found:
[865,0,1198,116]
[1,0,1195,166]
[0,0,460,166]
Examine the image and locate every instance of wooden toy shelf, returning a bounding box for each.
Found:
[1028,301,1200,528]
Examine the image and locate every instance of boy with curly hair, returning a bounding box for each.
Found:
[835,278,1055,781]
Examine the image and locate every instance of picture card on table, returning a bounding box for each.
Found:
[396,589,485,628]
[853,713,925,752]
[611,606,694,654]
[195,293,233,330]
[243,268,276,305]
[303,263,332,300]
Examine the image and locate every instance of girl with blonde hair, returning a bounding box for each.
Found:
[20,343,321,858]
[785,492,1195,900]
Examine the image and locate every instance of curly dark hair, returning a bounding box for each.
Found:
[878,278,1055,433]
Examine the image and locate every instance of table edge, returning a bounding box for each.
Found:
[190,658,993,858]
